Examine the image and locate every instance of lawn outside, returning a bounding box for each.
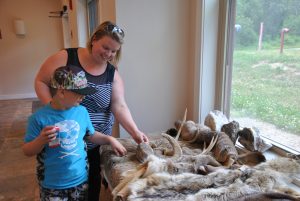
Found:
[231,48,300,152]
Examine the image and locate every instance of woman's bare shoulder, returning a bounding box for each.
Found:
[36,49,68,81]
[44,49,68,67]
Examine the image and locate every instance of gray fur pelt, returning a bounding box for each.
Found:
[125,156,300,201]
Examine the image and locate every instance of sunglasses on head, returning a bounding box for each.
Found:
[106,24,124,37]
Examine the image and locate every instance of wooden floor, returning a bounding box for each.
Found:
[0,98,110,201]
[0,98,39,201]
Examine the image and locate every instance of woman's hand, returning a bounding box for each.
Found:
[131,131,149,144]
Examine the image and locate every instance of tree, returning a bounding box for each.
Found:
[235,0,300,48]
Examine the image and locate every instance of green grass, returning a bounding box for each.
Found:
[231,49,300,134]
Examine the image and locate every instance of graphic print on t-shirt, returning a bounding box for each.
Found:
[54,120,80,158]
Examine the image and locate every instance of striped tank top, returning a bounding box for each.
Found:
[66,48,115,149]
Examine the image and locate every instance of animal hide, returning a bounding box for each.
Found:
[238,127,272,152]
[121,157,300,201]
[204,110,229,132]
[221,121,240,144]
[100,134,298,201]
[175,120,239,167]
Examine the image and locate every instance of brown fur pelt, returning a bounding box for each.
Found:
[124,157,300,201]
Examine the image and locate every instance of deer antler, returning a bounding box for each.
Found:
[201,135,218,154]
[175,108,187,141]
[136,133,183,163]
[161,133,182,159]
[112,162,148,199]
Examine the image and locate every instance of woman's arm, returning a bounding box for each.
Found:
[87,131,127,156]
[111,71,149,144]
[34,50,68,104]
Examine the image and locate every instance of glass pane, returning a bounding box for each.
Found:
[87,0,98,36]
[231,0,300,153]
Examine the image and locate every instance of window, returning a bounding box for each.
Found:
[87,0,98,36]
[225,0,300,153]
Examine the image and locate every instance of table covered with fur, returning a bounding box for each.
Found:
[99,111,300,201]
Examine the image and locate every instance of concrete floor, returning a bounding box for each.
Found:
[0,98,39,201]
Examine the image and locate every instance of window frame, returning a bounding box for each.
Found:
[87,0,99,36]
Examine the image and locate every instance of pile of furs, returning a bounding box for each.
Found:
[110,110,300,201]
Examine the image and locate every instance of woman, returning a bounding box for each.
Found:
[35,21,149,201]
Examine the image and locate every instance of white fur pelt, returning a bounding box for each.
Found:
[125,156,300,201]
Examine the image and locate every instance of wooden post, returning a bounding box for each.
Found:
[280,30,284,54]
[280,28,289,54]
[258,22,263,51]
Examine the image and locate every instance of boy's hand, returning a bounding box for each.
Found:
[109,137,127,156]
[38,126,59,145]
[23,126,59,156]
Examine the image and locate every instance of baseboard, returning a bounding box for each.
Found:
[0,93,37,100]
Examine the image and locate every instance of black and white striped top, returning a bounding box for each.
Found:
[66,48,115,149]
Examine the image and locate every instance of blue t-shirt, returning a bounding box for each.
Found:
[25,104,95,189]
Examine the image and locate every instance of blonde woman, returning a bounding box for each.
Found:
[35,21,149,201]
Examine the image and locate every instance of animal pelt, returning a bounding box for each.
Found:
[212,131,238,166]
[204,110,229,132]
[123,157,300,201]
[238,127,272,152]
[174,120,266,167]
[136,133,183,163]
[221,120,240,144]
[174,120,211,141]
[175,154,221,167]
[231,192,300,201]
[236,151,266,166]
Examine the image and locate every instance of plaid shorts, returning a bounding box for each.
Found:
[39,182,88,201]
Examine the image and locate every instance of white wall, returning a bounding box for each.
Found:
[0,0,64,99]
[0,0,221,137]
[115,0,193,136]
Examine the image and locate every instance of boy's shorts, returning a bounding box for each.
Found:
[40,181,88,201]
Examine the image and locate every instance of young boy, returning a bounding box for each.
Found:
[22,65,126,201]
